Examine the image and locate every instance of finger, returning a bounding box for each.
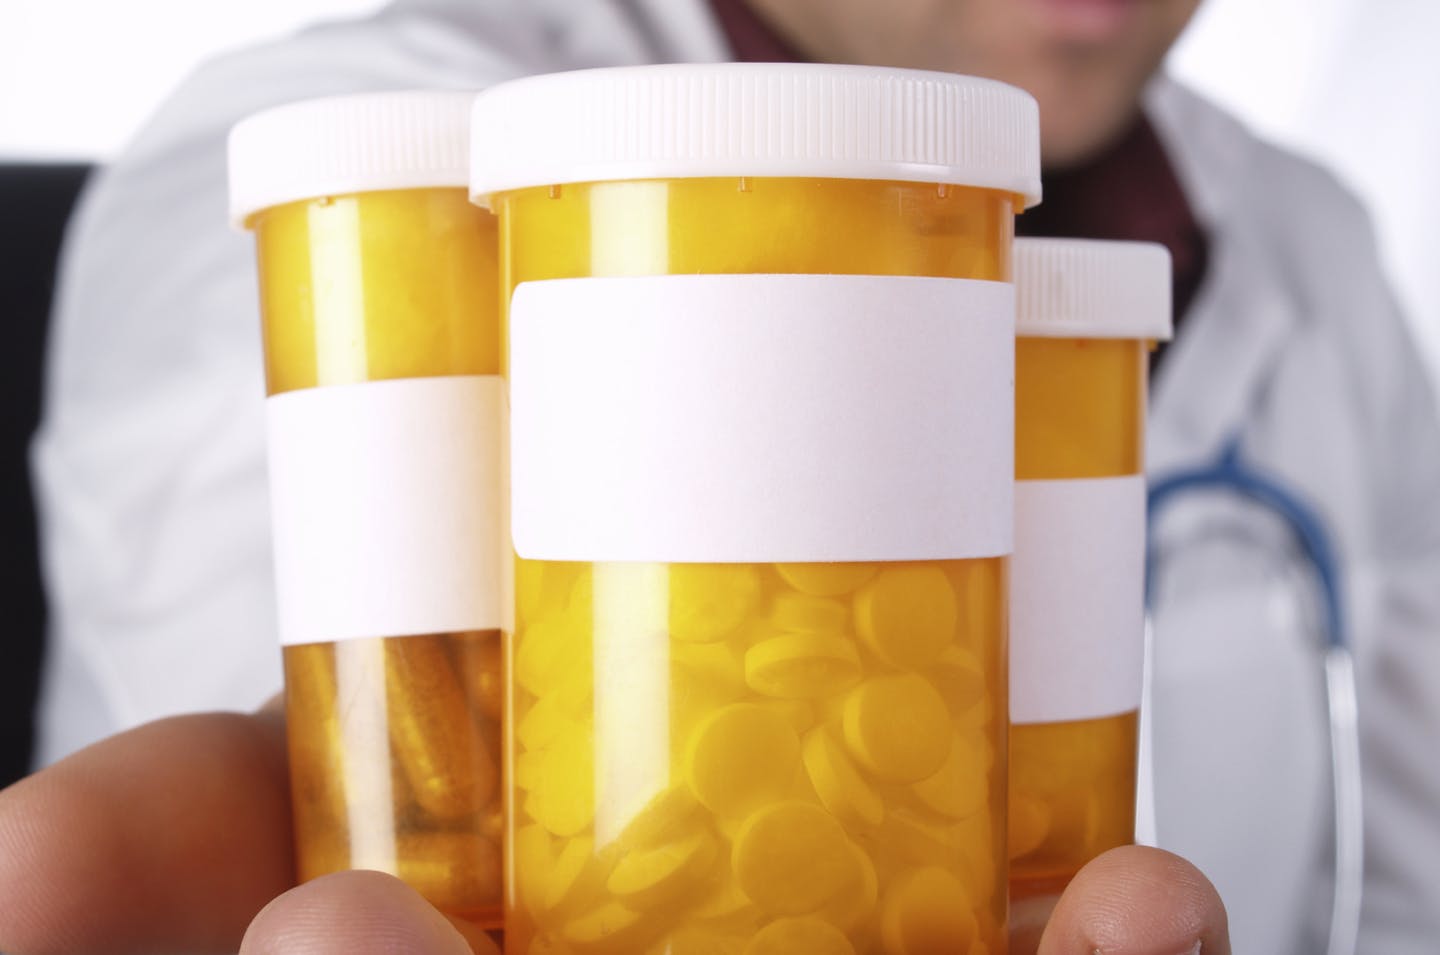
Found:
[1037,845,1231,955]
[0,709,293,955]
[239,870,498,955]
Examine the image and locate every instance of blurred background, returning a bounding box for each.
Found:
[3,0,1437,381]
[0,0,1436,788]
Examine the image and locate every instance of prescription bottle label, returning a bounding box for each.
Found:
[266,375,505,646]
[1010,475,1146,723]
[509,273,1014,563]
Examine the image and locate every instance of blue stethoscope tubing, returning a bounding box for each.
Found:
[1146,437,1363,955]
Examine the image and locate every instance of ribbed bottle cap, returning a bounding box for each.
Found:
[228,90,474,228]
[1014,238,1173,340]
[469,63,1041,207]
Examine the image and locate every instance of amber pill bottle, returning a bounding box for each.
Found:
[1007,238,1172,945]
[229,90,504,925]
[471,64,1040,955]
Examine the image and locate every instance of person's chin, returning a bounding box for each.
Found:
[1036,95,1137,169]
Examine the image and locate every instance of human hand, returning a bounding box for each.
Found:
[0,705,497,955]
[1016,848,1230,955]
[0,708,1226,955]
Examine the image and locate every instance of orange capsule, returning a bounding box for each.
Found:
[386,635,498,821]
[454,629,506,722]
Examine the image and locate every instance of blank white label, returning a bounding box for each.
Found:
[1010,475,1147,724]
[509,274,1014,563]
[267,376,504,646]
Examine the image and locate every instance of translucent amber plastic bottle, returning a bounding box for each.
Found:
[229,91,504,926]
[1007,239,1172,946]
[471,65,1041,955]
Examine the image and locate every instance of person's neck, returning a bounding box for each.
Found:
[720,0,962,69]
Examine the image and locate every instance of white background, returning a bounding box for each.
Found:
[1,0,1437,383]
[0,0,386,159]
[1167,0,1440,394]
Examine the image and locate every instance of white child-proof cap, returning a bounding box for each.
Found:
[227,90,474,228]
[467,63,1042,207]
[1014,237,1173,340]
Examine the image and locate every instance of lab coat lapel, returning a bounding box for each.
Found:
[1147,178,1300,476]
[1143,210,1325,955]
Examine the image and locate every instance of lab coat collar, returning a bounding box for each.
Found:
[1145,77,1301,475]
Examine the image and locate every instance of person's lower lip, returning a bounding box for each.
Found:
[1024,0,1144,42]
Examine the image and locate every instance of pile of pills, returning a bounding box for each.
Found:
[510,559,1005,954]
[285,632,505,920]
[1008,712,1139,894]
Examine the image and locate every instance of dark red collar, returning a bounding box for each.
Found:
[708,0,1210,352]
[707,0,807,62]
[1016,116,1210,342]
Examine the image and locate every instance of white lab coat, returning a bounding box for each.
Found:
[32,1,1440,952]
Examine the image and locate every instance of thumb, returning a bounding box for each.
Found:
[1036,845,1231,955]
[240,870,500,955]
